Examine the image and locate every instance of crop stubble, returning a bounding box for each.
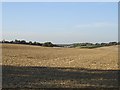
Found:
[2,44,118,70]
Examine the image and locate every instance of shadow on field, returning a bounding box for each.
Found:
[2,65,120,89]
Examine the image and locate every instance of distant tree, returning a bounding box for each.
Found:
[101,43,107,46]
[29,41,33,45]
[2,39,10,43]
[42,42,53,47]
[80,43,86,46]
[10,41,14,43]
[15,39,20,44]
[108,42,117,46]
[85,43,93,46]
[36,42,42,46]
[20,40,26,44]
[33,41,37,45]
[95,43,100,46]
[2,39,6,43]
[118,41,120,45]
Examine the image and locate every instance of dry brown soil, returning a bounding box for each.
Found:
[2,44,119,88]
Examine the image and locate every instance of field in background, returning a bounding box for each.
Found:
[2,44,119,88]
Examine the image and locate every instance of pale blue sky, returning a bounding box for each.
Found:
[2,2,118,44]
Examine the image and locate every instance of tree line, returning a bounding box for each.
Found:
[72,42,119,49]
[0,39,120,48]
[0,39,54,47]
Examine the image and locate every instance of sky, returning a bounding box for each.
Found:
[2,2,118,44]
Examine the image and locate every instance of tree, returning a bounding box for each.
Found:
[118,41,120,45]
[101,43,107,46]
[33,41,37,45]
[42,42,53,47]
[2,39,6,43]
[95,43,100,46]
[15,39,20,44]
[20,40,26,44]
[109,42,118,46]
[29,41,32,45]
[10,41,14,43]
[36,42,42,46]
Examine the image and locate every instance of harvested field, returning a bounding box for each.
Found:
[2,44,119,89]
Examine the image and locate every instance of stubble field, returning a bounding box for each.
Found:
[2,44,119,89]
